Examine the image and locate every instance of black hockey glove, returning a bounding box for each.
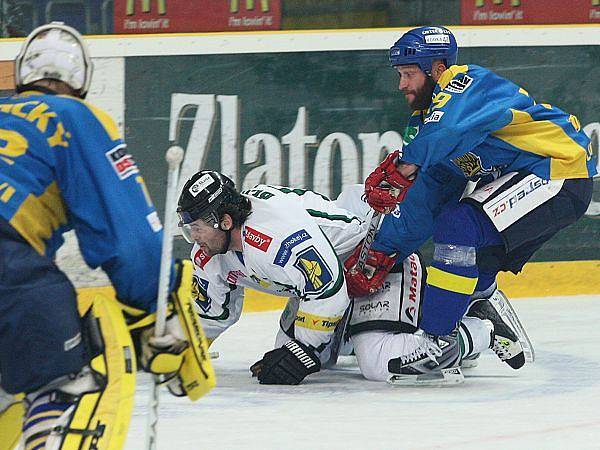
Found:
[250,340,321,385]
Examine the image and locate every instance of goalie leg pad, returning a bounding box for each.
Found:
[22,293,136,450]
[0,388,24,450]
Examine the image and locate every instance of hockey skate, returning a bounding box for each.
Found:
[467,289,534,369]
[387,332,464,386]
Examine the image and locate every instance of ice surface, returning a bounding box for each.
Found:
[125,295,600,450]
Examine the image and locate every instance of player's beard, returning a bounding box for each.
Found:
[406,76,436,111]
[202,232,229,256]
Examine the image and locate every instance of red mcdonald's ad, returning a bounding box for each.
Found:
[461,0,600,25]
[114,0,282,33]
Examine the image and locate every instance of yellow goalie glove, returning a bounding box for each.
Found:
[127,259,216,400]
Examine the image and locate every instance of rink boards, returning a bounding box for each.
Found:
[0,25,598,294]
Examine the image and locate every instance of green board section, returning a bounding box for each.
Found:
[125,45,600,262]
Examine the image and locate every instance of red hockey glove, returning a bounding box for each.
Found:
[364,150,417,213]
[343,243,396,298]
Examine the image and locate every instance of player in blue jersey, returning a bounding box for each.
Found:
[0,23,211,450]
[345,26,595,376]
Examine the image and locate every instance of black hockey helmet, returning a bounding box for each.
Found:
[177,170,237,226]
[177,170,252,245]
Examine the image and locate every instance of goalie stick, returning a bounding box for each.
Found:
[144,146,185,450]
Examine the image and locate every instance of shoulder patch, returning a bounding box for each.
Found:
[105,143,139,180]
[244,226,272,252]
[293,246,334,296]
[444,74,473,94]
[274,229,311,267]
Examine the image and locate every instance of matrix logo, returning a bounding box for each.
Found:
[475,0,521,6]
[126,0,166,15]
[230,0,271,13]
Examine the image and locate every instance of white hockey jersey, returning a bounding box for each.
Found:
[190,185,370,351]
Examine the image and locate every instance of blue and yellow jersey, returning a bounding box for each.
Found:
[0,91,164,311]
[373,64,596,259]
[401,65,597,181]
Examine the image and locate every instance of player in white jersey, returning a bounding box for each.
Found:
[177,171,526,385]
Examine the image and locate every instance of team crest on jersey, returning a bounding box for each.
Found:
[444,74,473,94]
[244,226,272,252]
[452,152,496,178]
[192,275,211,313]
[293,246,334,296]
[105,144,139,180]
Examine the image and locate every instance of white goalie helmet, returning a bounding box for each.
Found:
[15,22,93,98]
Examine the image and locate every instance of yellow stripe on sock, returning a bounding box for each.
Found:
[427,267,478,295]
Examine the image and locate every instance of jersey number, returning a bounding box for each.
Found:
[431,92,452,110]
[0,129,28,165]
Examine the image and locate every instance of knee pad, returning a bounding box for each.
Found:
[22,293,137,450]
[0,388,24,450]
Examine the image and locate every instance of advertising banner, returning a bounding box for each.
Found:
[124,46,600,262]
[114,0,282,33]
[461,0,600,25]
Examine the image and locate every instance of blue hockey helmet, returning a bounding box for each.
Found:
[389,26,458,75]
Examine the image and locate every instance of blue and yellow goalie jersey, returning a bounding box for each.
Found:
[402,64,596,181]
[0,91,163,311]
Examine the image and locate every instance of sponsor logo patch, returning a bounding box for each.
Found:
[146,211,162,232]
[293,246,334,296]
[226,270,246,285]
[294,311,341,331]
[274,229,311,267]
[401,253,422,327]
[487,177,551,223]
[424,110,445,124]
[424,34,450,44]
[189,173,214,197]
[358,300,390,314]
[444,74,474,94]
[404,305,417,323]
[193,247,212,269]
[244,226,272,252]
[105,144,139,180]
